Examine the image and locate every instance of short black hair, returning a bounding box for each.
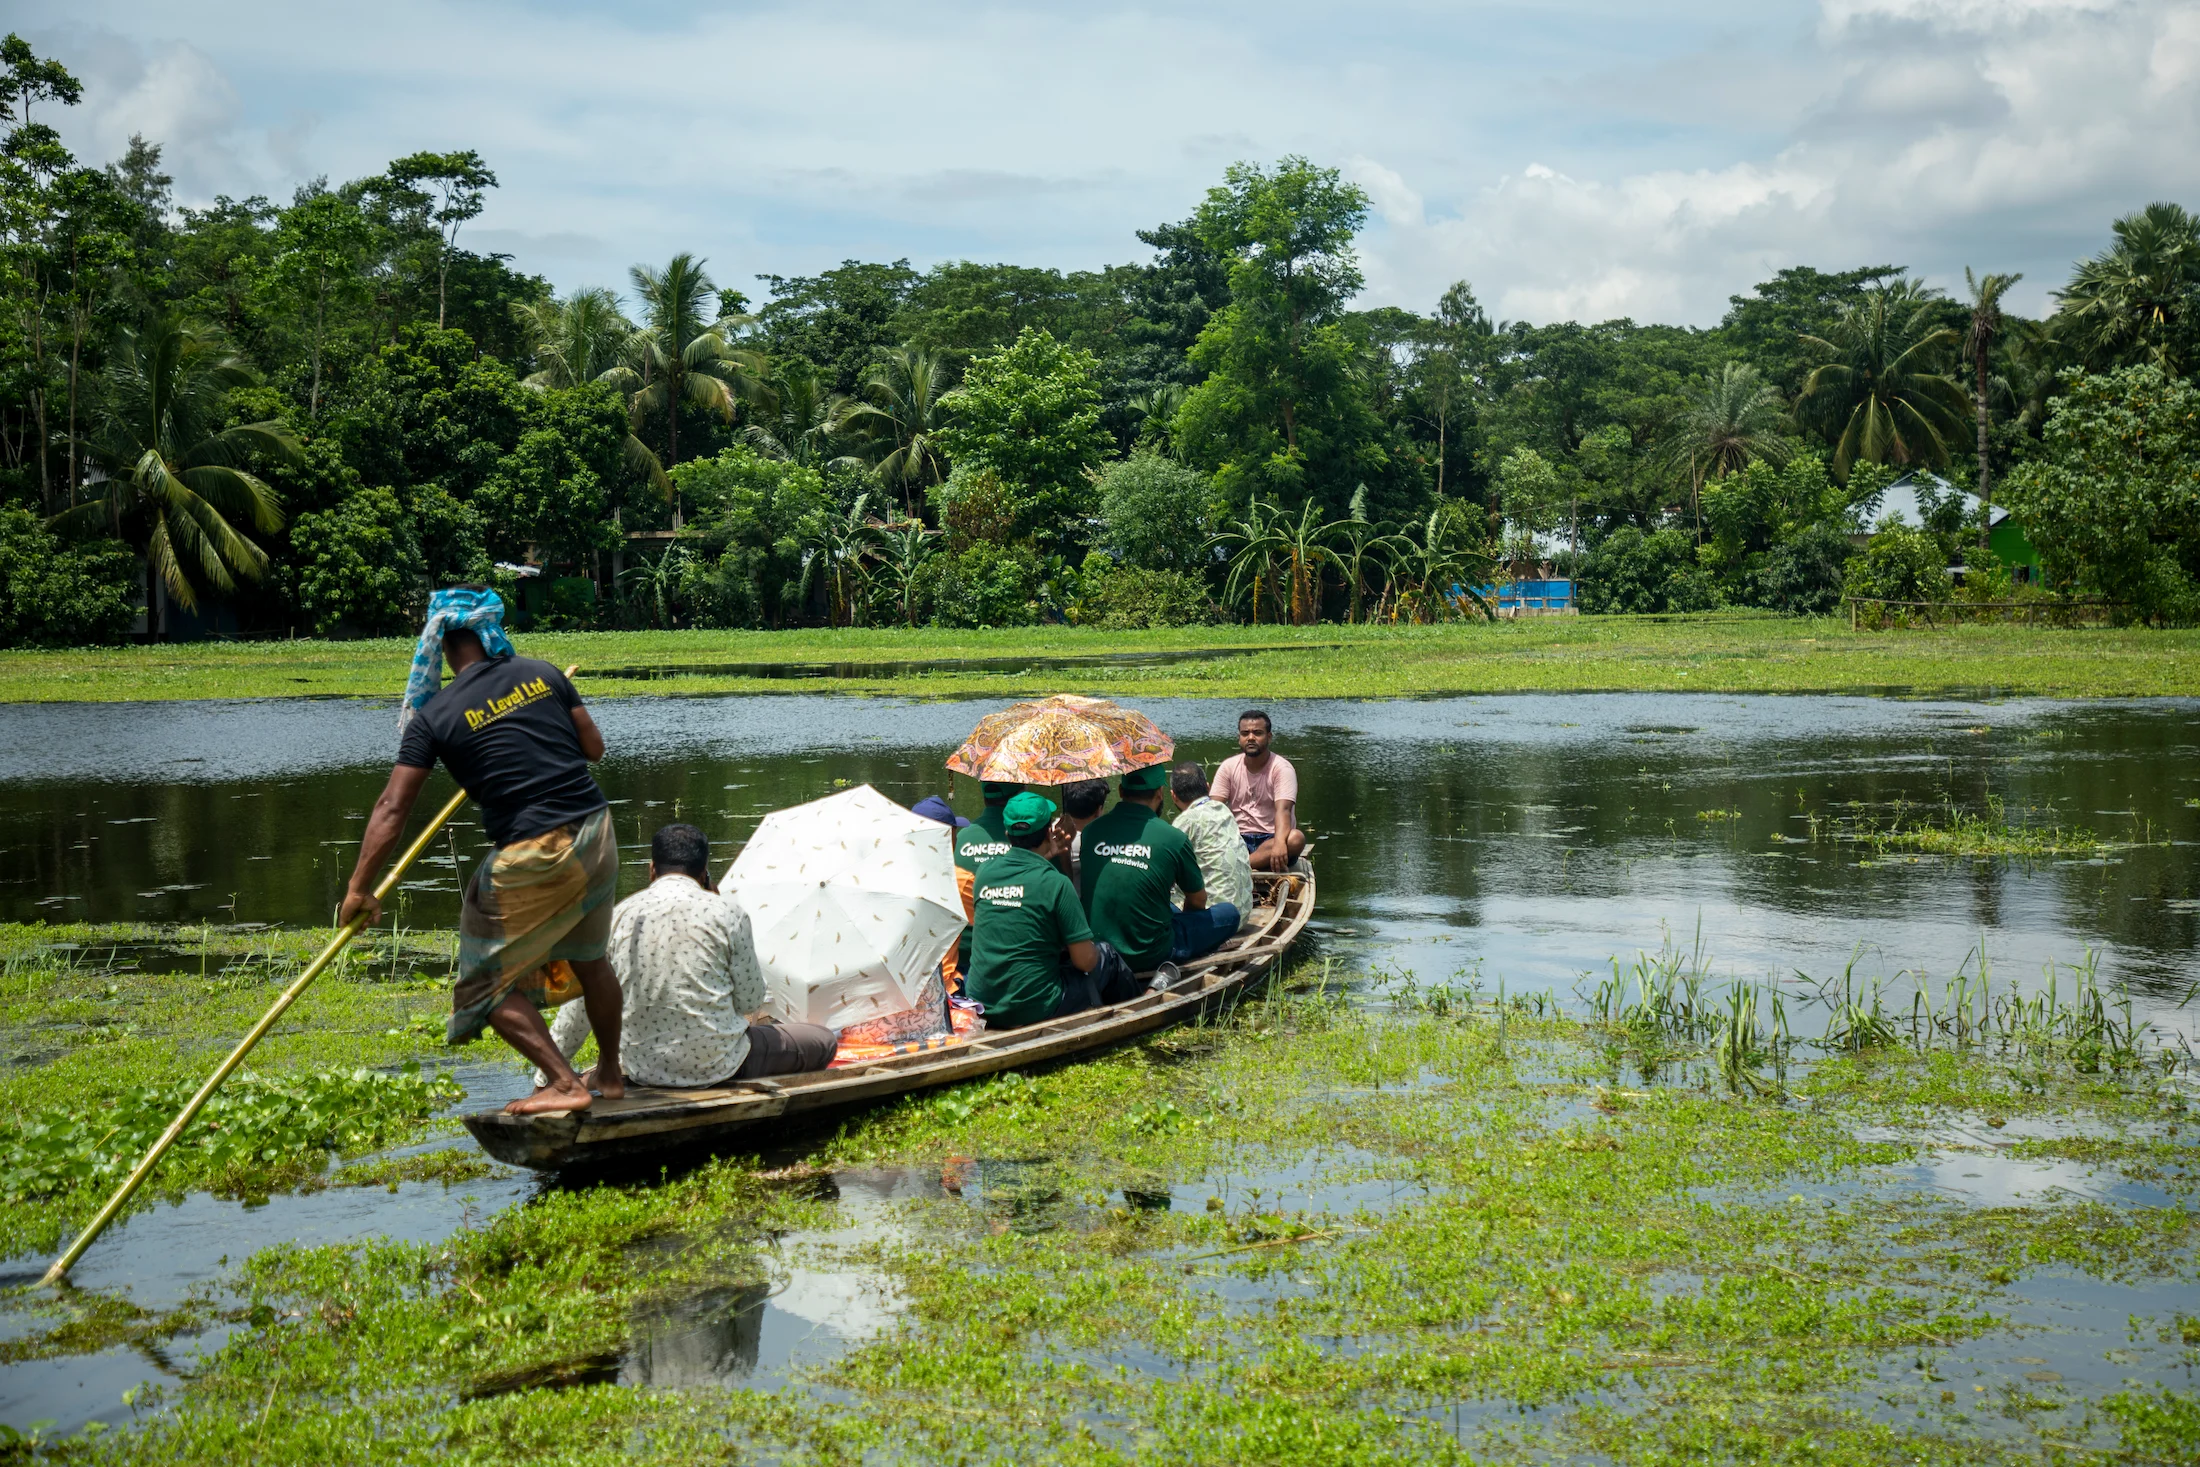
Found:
[1062,778,1109,819]
[1171,761,1208,802]
[1007,823,1053,850]
[651,822,712,881]
[1238,709,1272,732]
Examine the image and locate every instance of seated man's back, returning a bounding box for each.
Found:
[1169,761,1252,927]
[546,823,838,1086]
[966,830,1091,1028]
[1079,775,1207,972]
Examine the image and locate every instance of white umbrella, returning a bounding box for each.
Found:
[723,784,964,1030]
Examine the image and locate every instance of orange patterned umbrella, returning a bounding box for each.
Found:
[946,694,1174,785]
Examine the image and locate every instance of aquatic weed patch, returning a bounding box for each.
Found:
[11,967,2196,1464]
[0,1066,461,1257]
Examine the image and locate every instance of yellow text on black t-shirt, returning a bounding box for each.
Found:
[462,675,555,731]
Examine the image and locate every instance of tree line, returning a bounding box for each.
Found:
[4,33,2198,646]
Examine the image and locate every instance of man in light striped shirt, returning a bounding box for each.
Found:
[543,824,836,1089]
[1168,761,1252,934]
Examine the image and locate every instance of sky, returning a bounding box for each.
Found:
[18,0,2200,327]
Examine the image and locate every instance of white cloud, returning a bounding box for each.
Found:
[16,0,2198,328]
[1358,0,2200,322]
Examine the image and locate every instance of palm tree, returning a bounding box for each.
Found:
[745,357,851,471]
[834,346,953,517]
[1390,501,1495,623]
[616,254,767,487]
[57,314,297,630]
[1962,268,2023,552]
[1326,485,1404,624]
[619,545,692,628]
[1664,361,1789,527]
[1128,383,1186,453]
[513,288,670,498]
[798,493,881,627]
[1796,283,1972,480]
[2056,202,2200,373]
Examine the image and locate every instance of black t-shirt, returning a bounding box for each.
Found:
[396,655,606,846]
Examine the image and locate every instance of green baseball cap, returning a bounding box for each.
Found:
[1120,764,1168,793]
[1002,791,1058,835]
[980,780,1021,804]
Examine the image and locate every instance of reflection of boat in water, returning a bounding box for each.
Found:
[463,866,1315,1171]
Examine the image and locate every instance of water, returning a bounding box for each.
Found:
[3,690,2195,1443]
[3,692,2195,1017]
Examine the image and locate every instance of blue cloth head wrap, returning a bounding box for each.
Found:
[399,588,514,737]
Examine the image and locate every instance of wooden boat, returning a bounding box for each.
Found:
[463,866,1315,1170]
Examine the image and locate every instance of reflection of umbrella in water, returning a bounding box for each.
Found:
[945,693,1173,785]
[723,784,963,1029]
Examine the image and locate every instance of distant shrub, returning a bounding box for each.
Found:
[1578,526,1716,614]
[930,542,1041,628]
[0,507,137,647]
[1078,559,1216,628]
[1095,454,1214,574]
[1757,522,1852,616]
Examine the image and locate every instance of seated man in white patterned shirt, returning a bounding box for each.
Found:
[543,823,837,1088]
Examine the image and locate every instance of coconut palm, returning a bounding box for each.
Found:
[56,314,297,627]
[513,288,670,498]
[1796,283,1971,479]
[745,357,852,471]
[615,253,767,476]
[1660,361,1789,540]
[2055,202,2200,373]
[1962,268,2023,551]
[834,346,953,516]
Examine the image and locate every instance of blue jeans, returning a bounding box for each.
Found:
[1170,902,1240,963]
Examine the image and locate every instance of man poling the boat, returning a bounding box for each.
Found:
[340,586,624,1116]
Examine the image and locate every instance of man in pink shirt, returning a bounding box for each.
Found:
[1209,709,1305,873]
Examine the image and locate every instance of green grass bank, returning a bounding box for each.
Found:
[3,616,2198,703]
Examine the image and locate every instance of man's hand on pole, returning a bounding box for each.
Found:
[342,764,433,926]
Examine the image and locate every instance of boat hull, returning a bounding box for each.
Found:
[461,868,1314,1170]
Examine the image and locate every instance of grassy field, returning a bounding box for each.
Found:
[2,616,2198,703]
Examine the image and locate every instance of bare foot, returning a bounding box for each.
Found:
[505,1081,593,1115]
[575,1064,627,1100]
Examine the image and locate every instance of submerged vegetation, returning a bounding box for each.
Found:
[0,924,2192,1463]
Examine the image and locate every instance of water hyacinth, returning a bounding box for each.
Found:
[0,1065,462,1209]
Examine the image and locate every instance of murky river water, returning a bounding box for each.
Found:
[2,690,2195,1439]
[3,690,2195,1011]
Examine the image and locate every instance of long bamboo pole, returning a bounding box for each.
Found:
[39,784,469,1286]
[40,663,582,1286]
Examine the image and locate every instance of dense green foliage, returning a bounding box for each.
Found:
[5,33,2199,641]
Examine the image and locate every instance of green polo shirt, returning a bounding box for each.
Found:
[1077,801,1205,972]
[965,846,1091,1029]
[955,806,1014,876]
[955,806,1014,964]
